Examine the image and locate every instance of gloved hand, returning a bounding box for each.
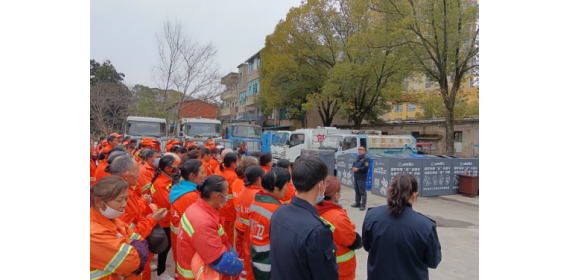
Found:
[130,240,149,275]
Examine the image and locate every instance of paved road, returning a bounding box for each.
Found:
[152,186,479,280]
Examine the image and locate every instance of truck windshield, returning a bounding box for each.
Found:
[320,135,342,149]
[272,133,289,146]
[126,121,166,137]
[185,123,221,137]
[233,125,262,138]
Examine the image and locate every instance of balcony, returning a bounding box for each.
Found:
[221,107,237,117]
[221,88,238,101]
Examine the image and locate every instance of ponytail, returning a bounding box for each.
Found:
[387,173,418,218]
[220,153,238,172]
[244,165,265,186]
[151,155,176,185]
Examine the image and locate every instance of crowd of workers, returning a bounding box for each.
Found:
[90,133,442,280]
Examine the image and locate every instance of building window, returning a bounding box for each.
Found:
[407,103,416,112]
[419,104,424,111]
[395,105,403,112]
[425,76,431,88]
[407,117,415,120]
[454,131,463,142]
[395,118,402,121]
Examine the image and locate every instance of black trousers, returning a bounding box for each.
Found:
[157,227,172,276]
[354,179,367,206]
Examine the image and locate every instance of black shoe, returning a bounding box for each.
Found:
[351,203,361,208]
[359,206,366,211]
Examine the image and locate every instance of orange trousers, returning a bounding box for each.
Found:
[223,220,235,250]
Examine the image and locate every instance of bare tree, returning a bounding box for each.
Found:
[152,20,223,126]
[152,20,184,111]
[90,82,132,135]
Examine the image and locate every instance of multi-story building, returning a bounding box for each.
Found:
[220,50,267,125]
[385,74,479,121]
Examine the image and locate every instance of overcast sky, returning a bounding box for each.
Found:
[91,0,302,88]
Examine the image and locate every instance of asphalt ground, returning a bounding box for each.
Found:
[152,186,479,280]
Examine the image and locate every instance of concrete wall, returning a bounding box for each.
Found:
[371,120,479,158]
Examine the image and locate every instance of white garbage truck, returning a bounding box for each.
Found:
[178,117,222,143]
[270,127,344,164]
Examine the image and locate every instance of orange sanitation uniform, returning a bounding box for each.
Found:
[94,160,110,183]
[236,184,262,280]
[170,180,201,280]
[138,162,156,196]
[90,158,97,186]
[248,191,281,280]
[201,159,213,176]
[231,176,246,257]
[150,172,173,229]
[280,182,296,204]
[119,188,157,280]
[261,166,271,174]
[315,201,358,280]
[218,166,237,249]
[209,158,220,173]
[90,207,143,280]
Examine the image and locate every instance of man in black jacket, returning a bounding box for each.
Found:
[269,157,339,280]
[351,146,370,211]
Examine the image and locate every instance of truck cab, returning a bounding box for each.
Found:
[124,116,167,142]
[270,127,343,164]
[178,117,222,143]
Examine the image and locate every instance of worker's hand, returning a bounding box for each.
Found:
[352,167,358,172]
[142,194,152,204]
[151,209,168,222]
[238,258,244,264]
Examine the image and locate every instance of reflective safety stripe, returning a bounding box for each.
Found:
[90,177,96,182]
[129,233,141,241]
[130,222,135,230]
[249,204,273,220]
[336,250,355,263]
[148,204,158,212]
[227,194,234,199]
[176,262,195,279]
[195,266,204,279]
[104,243,132,273]
[170,222,179,234]
[131,185,137,191]
[181,214,195,237]
[319,216,336,233]
[252,262,271,272]
[90,269,111,279]
[251,243,270,252]
[142,183,152,193]
[166,183,172,191]
[150,184,156,194]
[237,217,250,226]
[218,224,225,236]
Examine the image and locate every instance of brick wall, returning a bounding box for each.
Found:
[179,101,217,119]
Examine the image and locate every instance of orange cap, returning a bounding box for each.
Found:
[141,138,153,146]
[110,133,123,138]
[102,140,108,146]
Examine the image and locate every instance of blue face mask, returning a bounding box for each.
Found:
[154,158,160,166]
[315,182,325,204]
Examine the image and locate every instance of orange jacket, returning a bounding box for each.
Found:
[119,187,157,239]
[170,185,201,280]
[176,198,232,280]
[315,201,357,280]
[90,207,143,280]
[248,191,281,280]
[232,177,245,232]
[213,164,222,176]
[134,150,142,164]
[209,158,220,172]
[261,166,271,174]
[280,182,296,204]
[201,159,213,176]
[94,160,110,183]
[150,172,173,228]
[237,185,262,280]
[138,163,156,195]
[90,158,97,186]
[218,167,237,221]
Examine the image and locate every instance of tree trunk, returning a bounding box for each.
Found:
[445,105,455,155]
[353,116,363,130]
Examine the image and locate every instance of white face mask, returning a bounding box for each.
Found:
[101,202,124,219]
[337,192,343,202]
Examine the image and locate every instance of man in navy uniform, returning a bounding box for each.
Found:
[351,146,370,211]
[269,157,339,280]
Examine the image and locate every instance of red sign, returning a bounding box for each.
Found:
[317,134,325,142]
